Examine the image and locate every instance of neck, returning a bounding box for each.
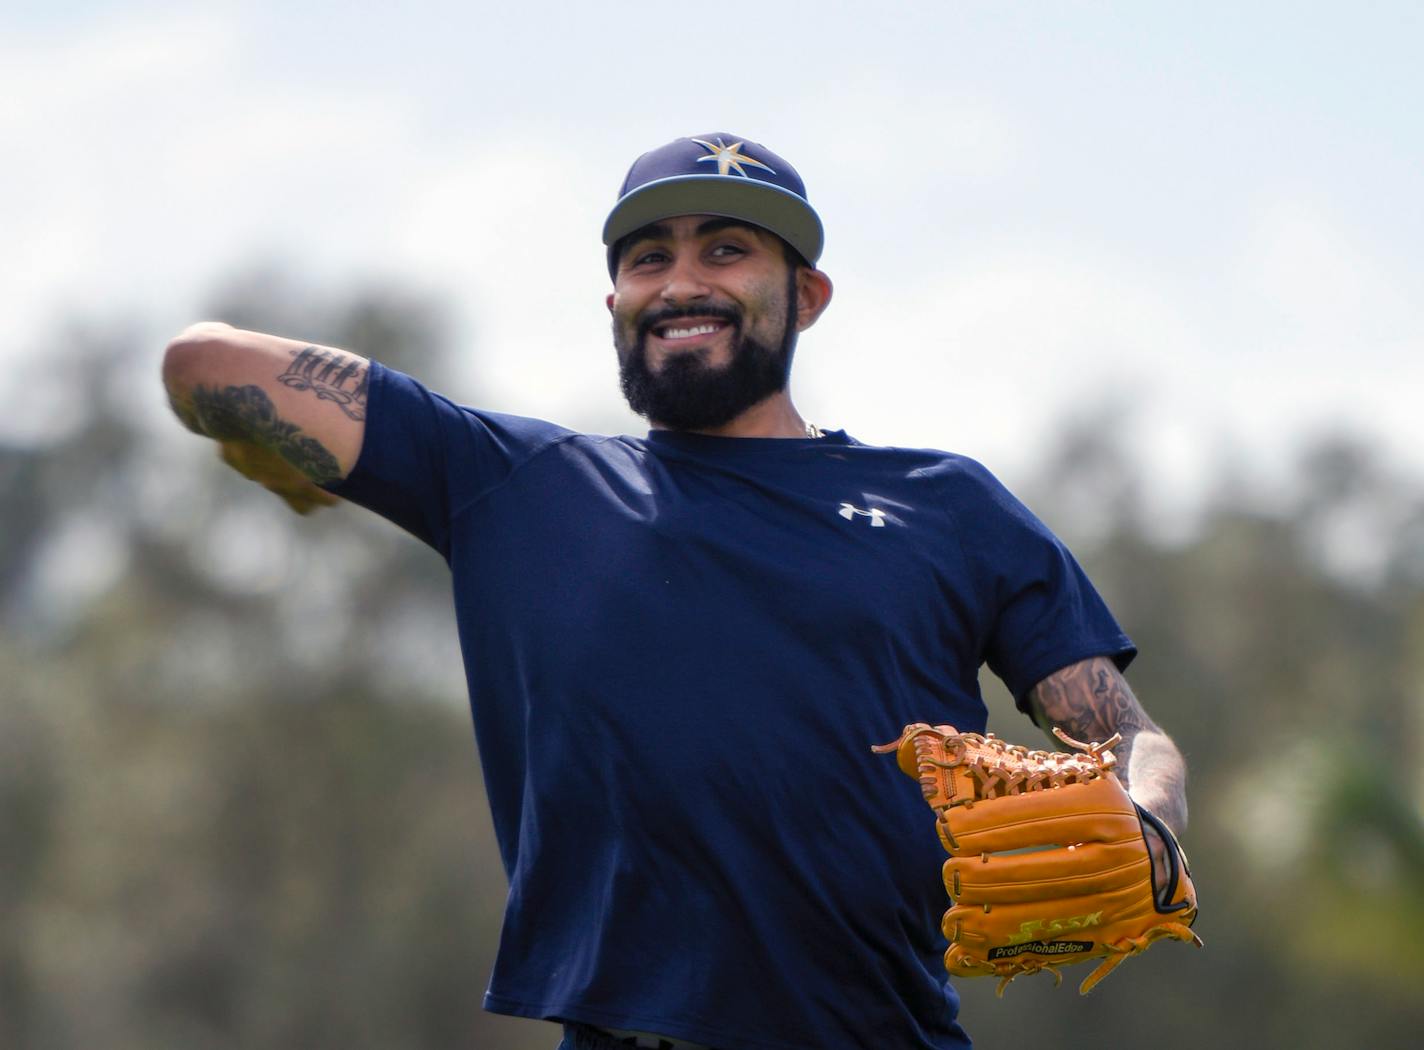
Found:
[651,391,811,438]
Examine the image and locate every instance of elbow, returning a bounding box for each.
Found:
[166,320,234,356]
[162,321,234,387]
[162,322,238,434]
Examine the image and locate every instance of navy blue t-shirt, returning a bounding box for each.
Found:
[329,362,1135,1050]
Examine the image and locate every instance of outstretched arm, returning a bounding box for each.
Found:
[162,322,370,513]
[1027,655,1188,837]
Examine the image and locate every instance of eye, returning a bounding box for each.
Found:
[709,242,748,260]
[629,247,669,267]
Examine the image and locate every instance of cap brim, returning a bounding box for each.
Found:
[602,174,824,268]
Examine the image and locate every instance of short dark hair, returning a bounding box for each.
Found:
[781,239,811,271]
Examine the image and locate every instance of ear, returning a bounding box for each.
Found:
[794,268,834,332]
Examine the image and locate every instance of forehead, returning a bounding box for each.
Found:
[622,214,774,245]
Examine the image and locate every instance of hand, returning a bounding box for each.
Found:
[218,440,340,515]
[1141,816,1172,900]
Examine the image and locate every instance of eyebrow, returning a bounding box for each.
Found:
[622,217,762,248]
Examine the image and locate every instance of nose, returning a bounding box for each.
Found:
[660,254,711,306]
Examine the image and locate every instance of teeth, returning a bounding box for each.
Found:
[662,323,721,339]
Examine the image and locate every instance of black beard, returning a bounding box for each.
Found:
[614,277,798,431]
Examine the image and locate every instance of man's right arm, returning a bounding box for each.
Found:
[162,322,370,513]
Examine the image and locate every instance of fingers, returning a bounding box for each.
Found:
[278,485,341,515]
[217,441,341,514]
[944,841,1149,906]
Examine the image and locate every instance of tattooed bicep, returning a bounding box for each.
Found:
[163,326,369,478]
[1027,656,1156,744]
[275,346,369,422]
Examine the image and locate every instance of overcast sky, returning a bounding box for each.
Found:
[3,0,1421,520]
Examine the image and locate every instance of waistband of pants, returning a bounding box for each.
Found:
[559,1020,717,1050]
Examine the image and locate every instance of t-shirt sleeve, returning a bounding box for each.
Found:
[942,458,1136,710]
[322,361,575,557]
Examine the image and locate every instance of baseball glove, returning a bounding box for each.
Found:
[218,440,340,516]
[874,723,1201,995]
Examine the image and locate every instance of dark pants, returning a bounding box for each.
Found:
[556,1021,721,1050]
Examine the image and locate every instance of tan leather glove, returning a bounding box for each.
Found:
[875,724,1201,995]
[218,440,340,516]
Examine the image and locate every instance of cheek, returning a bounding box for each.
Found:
[743,284,790,331]
[611,291,651,329]
[609,301,645,358]
[609,301,639,337]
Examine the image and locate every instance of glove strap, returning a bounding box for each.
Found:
[1134,803,1194,915]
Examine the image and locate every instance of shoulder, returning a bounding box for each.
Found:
[847,441,1064,557]
[909,450,1007,494]
[367,360,582,449]
[845,438,1022,509]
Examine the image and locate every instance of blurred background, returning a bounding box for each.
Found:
[2,1,1422,1047]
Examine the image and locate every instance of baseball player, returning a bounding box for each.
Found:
[163,134,1189,1049]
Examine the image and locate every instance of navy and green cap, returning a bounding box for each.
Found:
[603,134,824,279]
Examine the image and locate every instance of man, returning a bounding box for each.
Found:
[163,134,1188,1050]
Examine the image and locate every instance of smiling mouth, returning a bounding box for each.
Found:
[651,319,731,342]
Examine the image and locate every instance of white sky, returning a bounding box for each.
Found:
[3,0,1421,520]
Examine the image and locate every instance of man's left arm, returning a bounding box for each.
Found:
[1027,656,1188,879]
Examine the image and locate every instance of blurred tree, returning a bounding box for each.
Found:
[4,298,1424,1049]
[0,277,554,1049]
[965,420,1424,1049]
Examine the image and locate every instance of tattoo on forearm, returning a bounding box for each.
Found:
[276,346,368,420]
[1031,657,1188,834]
[1032,658,1150,745]
[191,384,342,484]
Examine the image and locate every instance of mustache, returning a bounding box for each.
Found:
[636,303,742,340]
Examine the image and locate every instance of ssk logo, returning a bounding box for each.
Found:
[1004,911,1103,946]
[838,503,887,527]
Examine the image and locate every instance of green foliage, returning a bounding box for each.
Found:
[0,280,552,1049]
[3,283,1423,1048]
[968,428,1424,1047]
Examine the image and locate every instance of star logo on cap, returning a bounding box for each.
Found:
[691,137,777,178]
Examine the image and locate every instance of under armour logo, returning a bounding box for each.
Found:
[838,502,886,526]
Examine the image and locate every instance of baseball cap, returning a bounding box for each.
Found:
[603,134,824,279]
